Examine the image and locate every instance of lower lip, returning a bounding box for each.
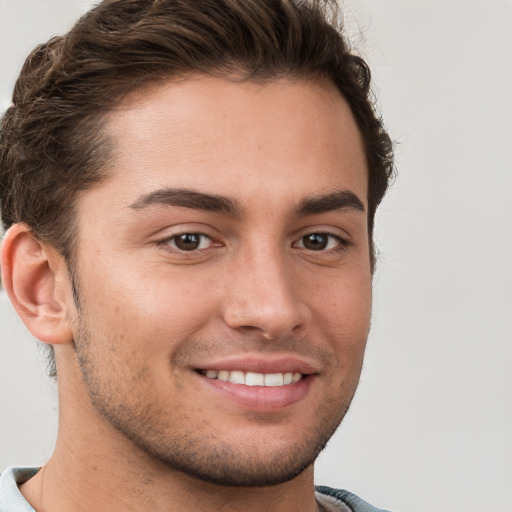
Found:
[197,373,315,412]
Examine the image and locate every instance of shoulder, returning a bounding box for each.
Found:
[315,485,393,512]
[0,467,39,512]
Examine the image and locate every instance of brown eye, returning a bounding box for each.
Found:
[169,233,211,251]
[295,233,345,251]
[302,233,329,250]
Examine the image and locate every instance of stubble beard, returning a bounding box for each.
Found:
[73,314,359,488]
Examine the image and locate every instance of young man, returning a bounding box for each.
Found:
[0,1,393,511]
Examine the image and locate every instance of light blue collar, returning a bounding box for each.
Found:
[0,467,39,512]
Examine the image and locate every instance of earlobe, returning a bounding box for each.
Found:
[1,223,74,345]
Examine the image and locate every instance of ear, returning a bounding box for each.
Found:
[1,223,74,345]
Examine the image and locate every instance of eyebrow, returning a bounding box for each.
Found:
[295,190,365,216]
[129,188,244,217]
[129,187,364,218]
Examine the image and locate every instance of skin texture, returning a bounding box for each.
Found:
[2,76,372,512]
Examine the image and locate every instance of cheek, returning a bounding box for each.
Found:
[133,274,221,336]
[77,267,223,366]
[313,268,372,319]
[310,272,372,355]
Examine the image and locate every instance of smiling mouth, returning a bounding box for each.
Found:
[197,369,303,387]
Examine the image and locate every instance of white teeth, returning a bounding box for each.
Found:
[218,370,230,382]
[202,370,303,386]
[228,371,245,384]
[245,372,264,386]
[264,373,284,386]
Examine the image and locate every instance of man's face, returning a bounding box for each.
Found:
[68,76,372,486]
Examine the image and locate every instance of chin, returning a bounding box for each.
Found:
[113,406,345,488]
[148,438,325,488]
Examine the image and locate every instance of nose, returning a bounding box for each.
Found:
[221,248,311,340]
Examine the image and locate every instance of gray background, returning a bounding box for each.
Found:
[1,1,511,511]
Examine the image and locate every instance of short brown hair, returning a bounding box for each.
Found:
[0,0,393,262]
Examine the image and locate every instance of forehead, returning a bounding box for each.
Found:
[89,76,367,213]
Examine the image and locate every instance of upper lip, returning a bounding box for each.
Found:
[193,355,320,375]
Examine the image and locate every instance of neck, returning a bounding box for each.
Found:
[21,444,319,512]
